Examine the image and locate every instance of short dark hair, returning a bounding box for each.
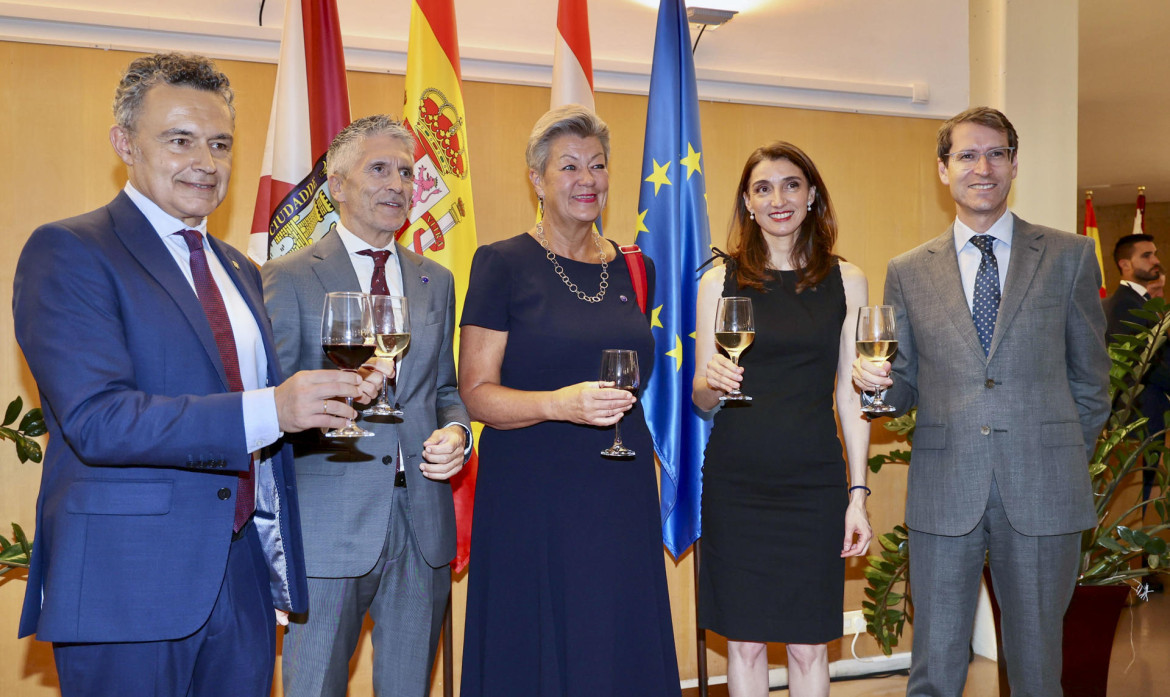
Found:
[937,106,1018,161]
[114,53,234,131]
[1114,233,1156,268]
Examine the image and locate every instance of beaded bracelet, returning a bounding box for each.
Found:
[848,485,872,496]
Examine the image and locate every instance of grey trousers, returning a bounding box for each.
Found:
[907,477,1080,697]
[282,485,451,697]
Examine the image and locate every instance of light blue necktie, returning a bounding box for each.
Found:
[970,234,1000,355]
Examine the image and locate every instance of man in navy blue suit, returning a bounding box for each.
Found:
[11,53,379,697]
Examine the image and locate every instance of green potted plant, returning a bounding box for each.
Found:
[862,299,1170,694]
[0,395,45,575]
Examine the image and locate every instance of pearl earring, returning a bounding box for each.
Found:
[749,210,755,221]
[807,200,813,212]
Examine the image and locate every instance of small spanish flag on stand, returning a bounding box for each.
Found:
[1083,191,1107,298]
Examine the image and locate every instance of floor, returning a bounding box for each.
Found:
[682,589,1170,696]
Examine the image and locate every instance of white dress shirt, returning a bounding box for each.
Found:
[953,210,1014,313]
[124,183,280,455]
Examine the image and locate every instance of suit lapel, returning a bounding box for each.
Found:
[311,230,363,295]
[397,245,430,391]
[986,216,1043,360]
[108,193,233,391]
[924,227,987,362]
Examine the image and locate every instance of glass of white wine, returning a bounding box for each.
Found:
[715,296,755,402]
[600,349,639,458]
[856,305,897,414]
[364,295,411,417]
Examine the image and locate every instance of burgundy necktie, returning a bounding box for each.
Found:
[357,249,392,295]
[176,230,255,532]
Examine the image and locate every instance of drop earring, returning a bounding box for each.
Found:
[807,200,813,212]
[538,197,545,218]
[749,210,755,221]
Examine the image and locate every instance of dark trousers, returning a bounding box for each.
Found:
[53,522,276,697]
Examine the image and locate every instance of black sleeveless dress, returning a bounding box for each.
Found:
[697,263,848,644]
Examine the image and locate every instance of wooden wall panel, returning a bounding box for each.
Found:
[0,40,951,696]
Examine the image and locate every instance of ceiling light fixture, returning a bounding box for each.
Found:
[687,7,739,27]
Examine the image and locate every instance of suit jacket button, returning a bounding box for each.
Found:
[985,379,995,389]
[382,455,394,466]
[217,488,232,500]
[980,425,991,436]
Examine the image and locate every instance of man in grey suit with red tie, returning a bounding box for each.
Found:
[12,53,378,696]
[262,115,471,697]
[854,107,1111,696]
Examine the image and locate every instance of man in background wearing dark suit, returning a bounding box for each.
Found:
[12,53,378,697]
[1103,233,1167,592]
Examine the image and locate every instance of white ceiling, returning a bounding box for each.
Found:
[0,1,1159,205]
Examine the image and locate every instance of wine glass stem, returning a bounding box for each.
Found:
[345,395,355,428]
[613,418,623,448]
[377,376,390,406]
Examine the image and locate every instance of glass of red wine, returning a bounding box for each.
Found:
[599,349,639,457]
[321,291,375,438]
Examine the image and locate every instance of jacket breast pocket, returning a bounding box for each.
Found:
[64,479,173,515]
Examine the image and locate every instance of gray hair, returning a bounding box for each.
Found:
[525,104,610,174]
[327,114,416,178]
[113,53,234,132]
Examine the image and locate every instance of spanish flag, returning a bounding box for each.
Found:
[1083,191,1106,298]
[401,0,478,573]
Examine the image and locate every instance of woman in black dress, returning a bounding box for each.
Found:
[692,142,873,696]
[458,105,680,696]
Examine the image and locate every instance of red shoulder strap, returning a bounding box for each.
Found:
[619,244,648,314]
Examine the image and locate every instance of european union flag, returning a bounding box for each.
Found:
[637,0,713,558]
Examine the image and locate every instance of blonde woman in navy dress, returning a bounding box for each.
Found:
[693,142,874,696]
[458,105,680,696]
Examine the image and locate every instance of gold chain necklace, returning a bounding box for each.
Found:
[536,221,609,303]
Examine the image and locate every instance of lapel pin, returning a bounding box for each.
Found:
[620,294,628,303]
[231,260,240,270]
[421,275,429,284]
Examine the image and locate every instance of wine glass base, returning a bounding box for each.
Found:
[325,425,377,438]
[601,445,636,458]
[363,403,404,417]
[720,393,753,402]
[860,404,898,414]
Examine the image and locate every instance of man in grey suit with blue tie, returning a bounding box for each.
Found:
[855,107,1111,696]
[262,115,471,697]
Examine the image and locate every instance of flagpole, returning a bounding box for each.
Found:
[694,540,708,697]
[443,594,454,697]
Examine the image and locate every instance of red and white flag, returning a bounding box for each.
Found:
[249,0,351,264]
[1133,185,1147,236]
[551,0,595,110]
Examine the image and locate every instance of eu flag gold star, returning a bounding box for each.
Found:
[645,159,672,196]
[650,304,664,329]
[635,209,650,238]
[665,334,684,372]
[680,143,702,180]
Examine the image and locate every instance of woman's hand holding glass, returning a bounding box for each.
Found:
[554,380,635,427]
[704,353,744,395]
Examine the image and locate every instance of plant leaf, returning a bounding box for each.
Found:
[2,396,20,427]
[19,408,45,437]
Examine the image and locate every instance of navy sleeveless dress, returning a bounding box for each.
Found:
[698,264,848,644]
[460,233,680,696]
